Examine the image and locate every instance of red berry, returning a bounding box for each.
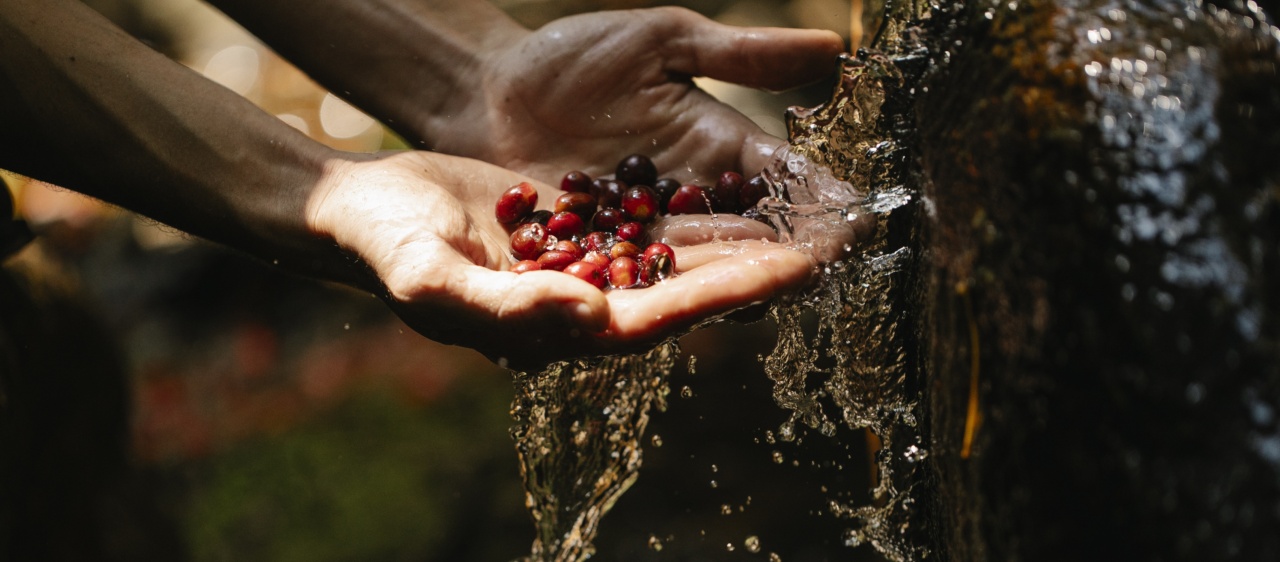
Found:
[615,221,646,244]
[616,154,657,188]
[520,209,553,226]
[581,231,616,253]
[652,178,681,214]
[554,239,585,260]
[641,251,674,285]
[741,174,770,210]
[591,179,626,208]
[511,260,541,273]
[610,241,641,260]
[591,207,626,232]
[495,182,539,225]
[547,211,586,239]
[607,257,640,289]
[582,251,612,268]
[712,171,745,213]
[643,243,676,271]
[622,185,660,222]
[561,170,592,193]
[537,250,577,271]
[666,184,711,215]
[554,191,597,221]
[510,222,550,260]
[563,261,606,289]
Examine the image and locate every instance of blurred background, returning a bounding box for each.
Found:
[1,0,882,560]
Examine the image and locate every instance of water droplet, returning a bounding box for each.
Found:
[725,543,735,552]
[710,464,718,473]
[720,504,733,515]
[647,535,664,551]
[709,480,718,488]
[772,451,785,464]
[745,535,762,553]
[778,421,796,442]
[650,434,663,447]
[343,323,350,330]
[769,553,782,562]
[680,386,694,399]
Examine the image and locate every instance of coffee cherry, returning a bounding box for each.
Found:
[712,171,745,213]
[537,250,578,271]
[666,184,711,215]
[563,261,607,289]
[642,251,674,284]
[591,207,626,232]
[511,260,541,273]
[561,170,592,193]
[615,221,646,244]
[554,239,585,260]
[521,209,553,226]
[510,222,550,260]
[642,242,676,271]
[547,211,586,239]
[495,182,538,225]
[621,185,660,223]
[582,251,612,268]
[607,257,640,289]
[616,154,658,188]
[581,231,616,253]
[591,179,626,208]
[741,174,770,210]
[610,241,641,261]
[555,192,597,221]
[652,178,681,214]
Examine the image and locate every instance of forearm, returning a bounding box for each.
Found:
[206,0,527,150]
[0,0,359,281]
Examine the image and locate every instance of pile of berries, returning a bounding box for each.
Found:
[495,154,771,291]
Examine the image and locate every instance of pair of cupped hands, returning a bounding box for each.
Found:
[317,8,849,369]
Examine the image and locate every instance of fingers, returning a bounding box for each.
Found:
[647,213,779,246]
[661,8,845,92]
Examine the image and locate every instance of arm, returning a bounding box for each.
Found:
[204,0,846,185]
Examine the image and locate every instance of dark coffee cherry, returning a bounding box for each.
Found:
[554,239,585,260]
[621,185,660,223]
[610,241,641,261]
[511,260,541,273]
[547,211,586,239]
[591,207,626,232]
[581,231,616,254]
[741,174,770,210]
[712,171,745,213]
[555,192,597,221]
[607,257,640,289]
[495,182,538,225]
[563,261,606,289]
[652,178,681,214]
[642,242,676,271]
[615,221,646,244]
[591,178,627,208]
[616,154,657,188]
[561,170,592,193]
[537,250,578,271]
[666,184,711,215]
[510,222,550,260]
[582,251,612,268]
[520,209,553,226]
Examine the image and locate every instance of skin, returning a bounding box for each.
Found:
[0,0,840,370]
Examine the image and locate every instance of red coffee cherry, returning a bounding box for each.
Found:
[610,241,641,261]
[555,191,597,221]
[741,174,770,210]
[495,182,539,225]
[510,260,541,273]
[622,185,660,223]
[607,257,640,289]
[547,211,586,239]
[510,222,550,260]
[641,251,674,285]
[581,231,616,253]
[643,242,676,271]
[615,221,646,244]
[666,184,711,215]
[591,207,626,232]
[554,239,585,260]
[712,171,745,213]
[591,179,627,208]
[582,251,612,268]
[563,261,606,289]
[616,154,658,188]
[561,170,592,193]
[537,250,578,271]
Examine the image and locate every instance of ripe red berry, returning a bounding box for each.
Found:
[591,179,626,208]
[616,154,657,188]
[510,222,550,260]
[537,250,578,271]
[591,207,626,232]
[581,231,616,253]
[582,251,612,268]
[615,221,646,244]
[610,241,641,261]
[554,191,597,221]
[495,182,538,225]
[510,260,541,273]
[642,243,676,271]
[554,239,585,260]
[622,185,660,222]
[563,261,606,289]
[712,171,745,213]
[641,251,674,285]
[741,174,770,209]
[561,170,592,193]
[666,184,711,215]
[547,211,586,239]
[607,257,640,289]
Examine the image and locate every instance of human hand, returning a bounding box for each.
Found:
[310,151,816,370]
[422,7,844,186]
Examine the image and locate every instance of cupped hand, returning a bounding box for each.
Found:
[425,7,844,186]
[310,151,816,370]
